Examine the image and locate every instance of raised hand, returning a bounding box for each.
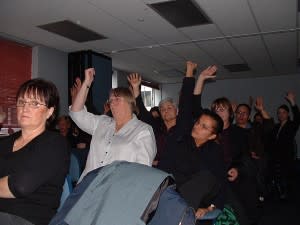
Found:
[70,77,82,104]
[193,65,217,95]
[199,65,217,81]
[185,61,197,77]
[285,91,296,106]
[127,73,141,98]
[84,68,95,87]
[254,96,264,112]
[231,101,237,113]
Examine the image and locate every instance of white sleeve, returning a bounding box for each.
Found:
[133,126,157,166]
[69,106,101,135]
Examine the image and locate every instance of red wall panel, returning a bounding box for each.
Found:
[0,39,32,128]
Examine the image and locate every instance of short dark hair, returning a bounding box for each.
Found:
[198,109,224,135]
[236,103,251,115]
[16,78,60,125]
[278,104,290,113]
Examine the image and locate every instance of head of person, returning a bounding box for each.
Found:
[235,104,251,128]
[192,109,224,146]
[57,115,71,136]
[211,97,234,125]
[158,97,177,123]
[150,106,161,119]
[253,112,263,124]
[277,104,290,123]
[109,87,136,119]
[16,78,59,130]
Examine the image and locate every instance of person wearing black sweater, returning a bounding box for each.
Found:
[0,79,69,225]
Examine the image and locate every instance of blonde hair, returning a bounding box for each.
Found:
[110,87,137,113]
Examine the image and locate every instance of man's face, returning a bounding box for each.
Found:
[277,108,289,123]
[235,106,250,127]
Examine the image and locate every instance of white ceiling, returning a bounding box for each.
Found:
[0,0,299,83]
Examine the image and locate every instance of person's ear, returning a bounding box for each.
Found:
[47,107,54,119]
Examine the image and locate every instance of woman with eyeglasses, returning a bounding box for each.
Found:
[69,68,156,182]
[0,79,70,225]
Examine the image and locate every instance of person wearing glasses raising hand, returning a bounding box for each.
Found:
[69,68,156,182]
[0,79,70,225]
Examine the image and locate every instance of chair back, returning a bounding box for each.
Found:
[58,175,72,211]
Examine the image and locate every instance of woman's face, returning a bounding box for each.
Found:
[16,93,54,130]
[214,104,230,124]
[159,102,177,123]
[191,115,217,142]
[109,95,132,119]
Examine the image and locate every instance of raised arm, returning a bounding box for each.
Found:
[127,73,158,128]
[286,91,300,130]
[175,61,197,136]
[193,65,217,95]
[254,96,271,119]
[71,68,95,112]
[193,65,217,118]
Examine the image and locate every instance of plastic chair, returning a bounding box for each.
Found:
[58,175,72,211]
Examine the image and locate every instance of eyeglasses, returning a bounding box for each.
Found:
[235,111,249,116]
[16,99,47,109]
[195,120,215,133]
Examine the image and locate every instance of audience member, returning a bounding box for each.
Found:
[0,78,69,225]
[70,68,156,182]
[235,103,252,129]
[127,61,199,166]
[268,91,300,200]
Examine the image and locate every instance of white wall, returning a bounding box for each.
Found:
[32,46,69,115]
[161,74,300,157]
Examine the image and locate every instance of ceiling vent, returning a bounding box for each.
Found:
[223,63,251,72]
[148,0,211,28]
[38,20,107,43]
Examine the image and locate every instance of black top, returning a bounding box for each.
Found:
[136,77,195,161]
[0,130,70,225]
[270,105,300,161]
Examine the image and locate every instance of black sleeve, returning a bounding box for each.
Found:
[192,94,203,120]
[175,77,195,137]
[8,132,70,197]
[291,104,300,133]
[136,94,160,132]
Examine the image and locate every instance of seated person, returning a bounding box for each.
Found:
[69,68,157,182]
[0,78,69,225]
[158,109,227,220]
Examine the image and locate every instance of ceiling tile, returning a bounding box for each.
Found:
[263,32,297,73]
[194,0,259,35]
[249,0,297,31]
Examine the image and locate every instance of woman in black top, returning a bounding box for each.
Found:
[0,79,69,225]
[269,91,300,199]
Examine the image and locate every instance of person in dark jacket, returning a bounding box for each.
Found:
[269,91,300,199]
[127,61,201,166]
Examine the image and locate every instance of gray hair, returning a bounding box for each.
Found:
[158,97,177,110]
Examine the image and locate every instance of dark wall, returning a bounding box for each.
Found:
[68,50,112,114]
